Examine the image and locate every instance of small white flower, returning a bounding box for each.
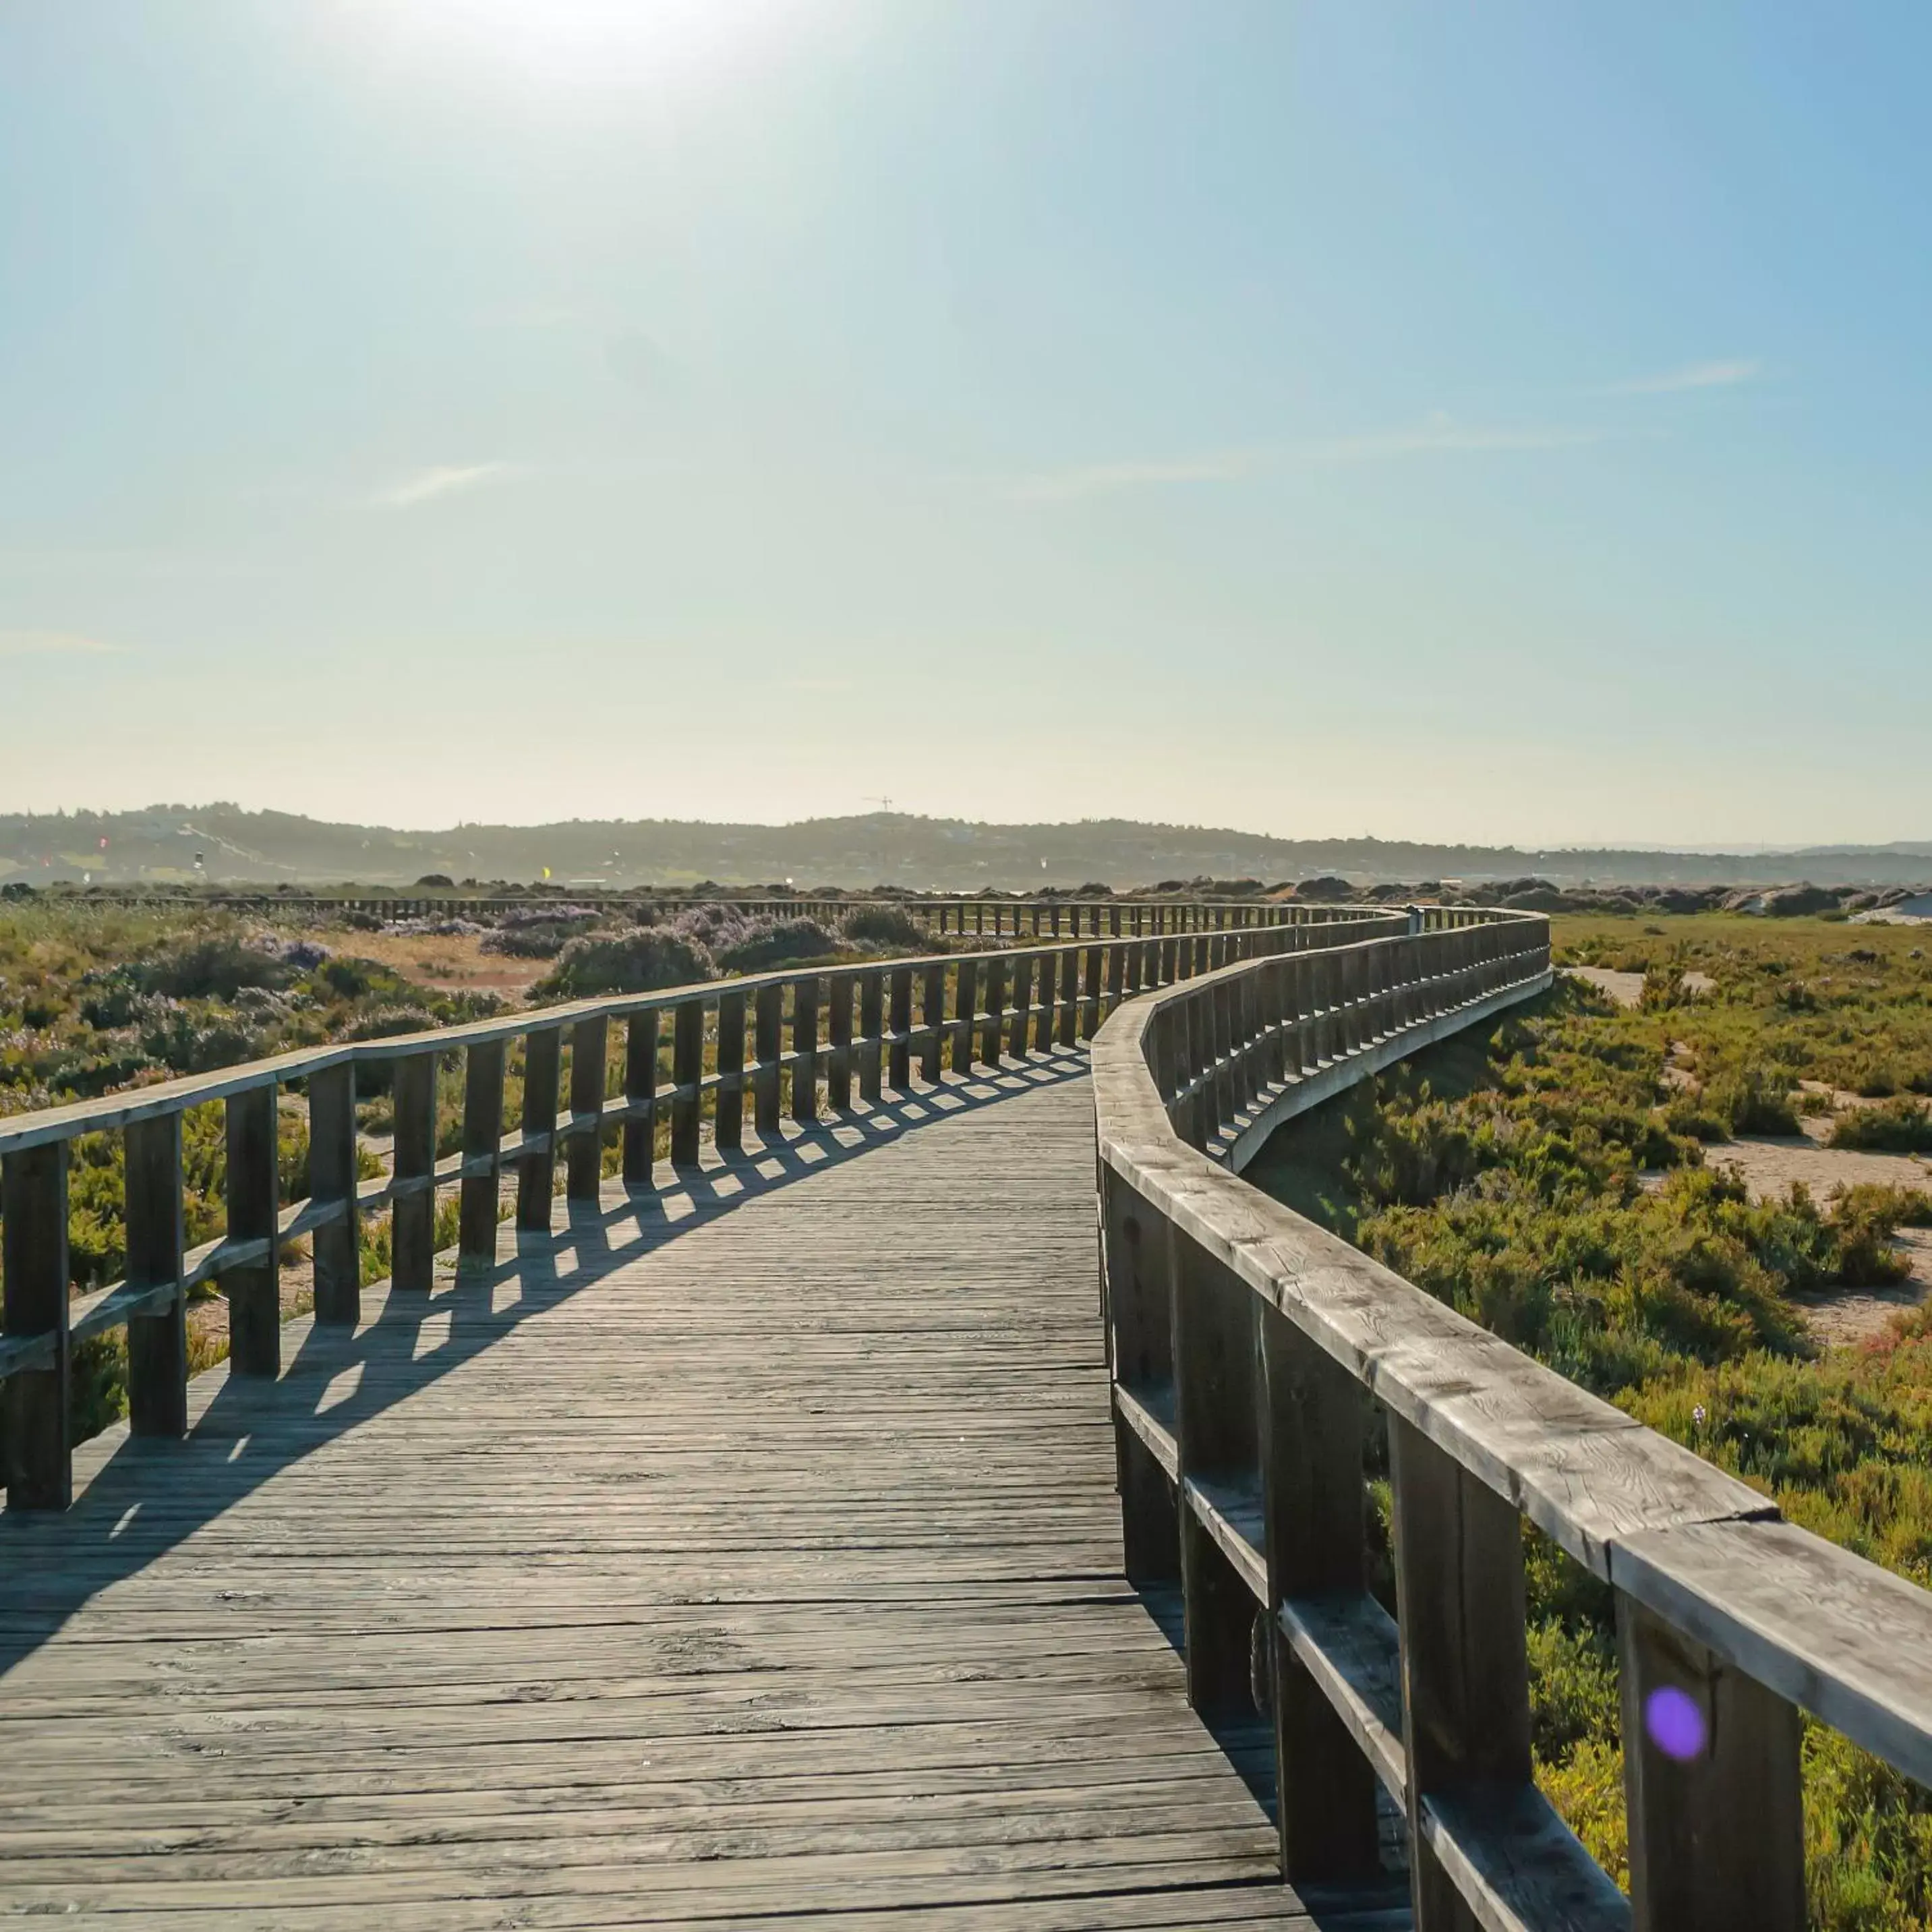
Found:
[1693,1404,1707,1428]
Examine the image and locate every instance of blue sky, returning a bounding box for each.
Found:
[1,1,1927,844]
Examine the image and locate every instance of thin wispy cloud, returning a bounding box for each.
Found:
[1012,450,1264,502]
[1606,359,1765,396]
[1293,413,1619,463]
[374,461,522,509]
[0,629,122,658]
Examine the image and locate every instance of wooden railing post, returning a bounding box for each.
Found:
[125,1113,187,1438]
[1388,1414,1533,1932]
[791,977,820,1123]
[517,1027,561,1231]
[1618,1598,1805,1932]
[1081,944,1103,1038]
[622,1012,659,1185]
[566,1014,608,1203]
[2,1143,71,1510]
[672,997,705,1158]
[389,1053,436,1299]
[226,1082,283,1369]
[1033,952,1057,1053]
[889,968,912,1090]
[1007,953,1033,1059]
[920,963,945,1084]
[755,985,784,1133]
[828,975,853,1111]
[309,1061,359,1323]
[980,956,1005,1067]
[459,1040,504,1268]
[858,970,883,1104]
[1172,1231,1258,1716]
[952,959,978,1074]
[1260,1306,1380,1881]
[1103,1167,1177,1585]
[1057,949,1079,1047]
[715,989,747,1151]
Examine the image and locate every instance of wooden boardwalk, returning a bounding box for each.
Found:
[0,1051,1398,1929]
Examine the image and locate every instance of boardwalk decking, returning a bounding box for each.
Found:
[0,1052,1397,1929]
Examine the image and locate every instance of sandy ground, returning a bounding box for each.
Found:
[1566,965,1714,1007]
[315,926,552,1000]
[1567,969,1931,1345]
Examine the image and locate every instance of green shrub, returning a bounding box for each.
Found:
[713,916,842,972]
[537,927,714,997]
[1705,1064,1803,1136]
[1828,1098,1932,1154]
[838,902,925,949]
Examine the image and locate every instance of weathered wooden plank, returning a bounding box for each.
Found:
[225,1080,283,1370]
[309,1059,361,1326]
[2,1142,71,1509]
[123,1112,187,1438]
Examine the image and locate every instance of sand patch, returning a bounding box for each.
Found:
[1565,966,1714,1009]
[316,927,552,1000]
[1700,1137,1932,1346]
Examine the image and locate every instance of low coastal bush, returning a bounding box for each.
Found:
[711,916,841,972]
[1829,1097,1932,1154]
[537,927,713,997]
[838,902,925,948]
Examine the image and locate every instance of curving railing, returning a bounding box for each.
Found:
[21,891,1310,939]
[0,902,1391,1518]
[1092,908,1932,1932]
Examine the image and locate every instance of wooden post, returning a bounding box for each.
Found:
[226,1083,283,1371]
[1618,1598,1805,1932]
[388,1053,436,1299]
[672,996,705,1160]
[755,985,784,1134]
[980,956,1005,1067]
[827,975,853,1111]
[919,964,945,1084]
[888,968,912,1091]
[715,989,747,1151]
[952,959,978,1073]
[1106,1166,1179,1586]
[517,1027,562,1231]
[858,971,883,1104]
[1057,949,1079,1047]
[2,1143,70,1510]
[309,1061,359,1324]
[1008,954,1033,1059]
[1081,945,1103,1038]
[1260,1306,1380,1881]
[791,977,820,1123]
[1107,939,1127,1020]
[1033,952,1057,1053]
[1389,1416,1533,1932]
[1172,1229,1258,1716]
[459,1039,504,1268]
[125,1114,187,1439]
[622,1012,659,1185]
[566,1014,608,1203]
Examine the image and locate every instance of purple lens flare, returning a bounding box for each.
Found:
[1644,1685,1707,1762]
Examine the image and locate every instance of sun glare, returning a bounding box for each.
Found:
[327,0,809,102]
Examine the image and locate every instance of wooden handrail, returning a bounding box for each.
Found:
[1091,908,1932,1931]
[0,902,1401,1519]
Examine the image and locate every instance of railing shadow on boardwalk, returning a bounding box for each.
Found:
[0,1048,1094,1680]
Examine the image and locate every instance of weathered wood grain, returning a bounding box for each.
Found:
[0,1058,1350,1927]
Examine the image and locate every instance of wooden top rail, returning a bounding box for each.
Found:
[13,889,1324,933]
[1090,909,1932,1931]
[0,902,1403,1521]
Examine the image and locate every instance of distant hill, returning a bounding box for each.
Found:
[3,804,1929,892]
